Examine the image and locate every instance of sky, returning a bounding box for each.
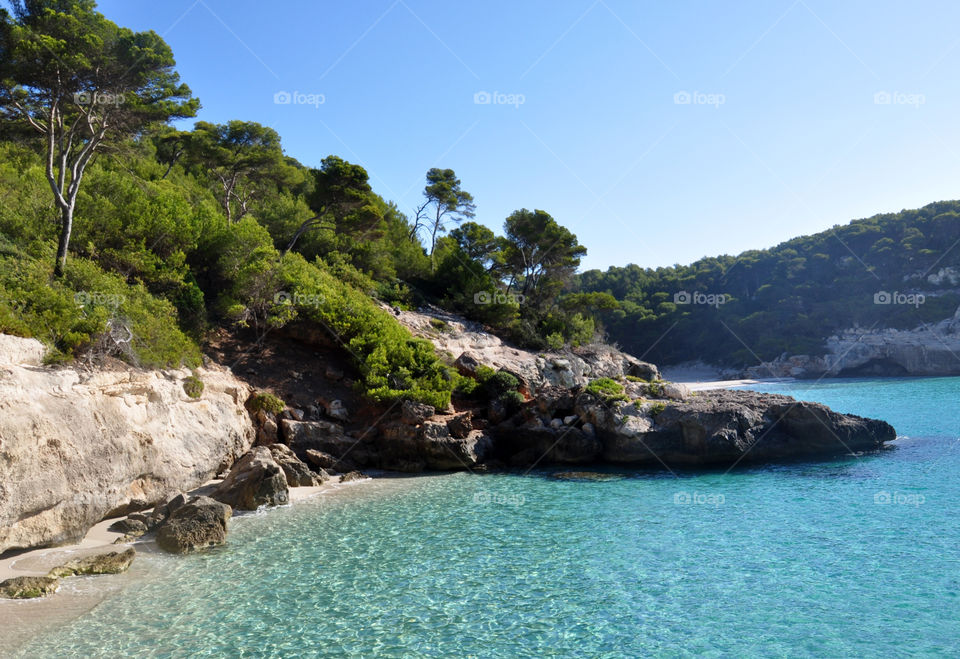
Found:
[90,0,960,271]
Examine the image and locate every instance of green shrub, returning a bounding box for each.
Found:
[498,390,525,414]
[585,377,628,404]
[277,253,456,409]
[625,375,648,383]
[650,402,666,416]
[0,252,200,367]
[545,332,564,350]
[249,391,285,414]
[183,374,204,398]
[484,370,520,398]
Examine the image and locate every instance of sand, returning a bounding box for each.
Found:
[0,475,367,652]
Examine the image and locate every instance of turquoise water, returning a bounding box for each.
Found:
[16,378,960,658]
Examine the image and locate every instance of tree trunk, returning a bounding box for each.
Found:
[54,205,73,278]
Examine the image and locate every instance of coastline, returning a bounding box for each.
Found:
[660,362,795,391]
[0,475,374,652]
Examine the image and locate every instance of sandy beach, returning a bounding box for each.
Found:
[0,477,365,652]
[660,362,794,391]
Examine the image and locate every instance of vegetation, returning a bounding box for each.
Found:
[585,378,628,404]
[248,391,285,415]
[576,201,960,366]
[0,1,595,409]
[182,374,204,399]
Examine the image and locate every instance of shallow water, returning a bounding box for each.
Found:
[13,377,960,657]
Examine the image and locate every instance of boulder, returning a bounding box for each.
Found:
[401,399,435,425]
[447,412,473,439]
[325,399,350,422]
[156,496,232,554]
[304,449,354,473]
[107,518,148,537]
[281,419,353,457]
[212,447,289,510]
[48,548,135,577]
[339,471,369,483]
[268,444,323,487]
[661,382,690,401]
[0,575,60,599]
[453,352,481,377]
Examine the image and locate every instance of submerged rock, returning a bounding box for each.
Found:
[156,496,232,554]
[0,575,60,599]
[551,471,625,481]
[47,548,136,577]
[213,447,289,510]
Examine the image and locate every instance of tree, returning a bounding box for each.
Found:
[501,208,586,304]
[0,0,198,276]
[184,120,300,224]
[283,155,381,255]
[411,168,475,270]
[449,221,503,268]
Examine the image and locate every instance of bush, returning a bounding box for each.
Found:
[498,390,525,414]
[484,370,520,398]
[585,377,628,404]
[277,253,456,409]
[0,252,200,367]
[183,374,204,398]
[248,391,285,414]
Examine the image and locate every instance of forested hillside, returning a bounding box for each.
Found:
[0,0,599,409]
[576,202,960,366]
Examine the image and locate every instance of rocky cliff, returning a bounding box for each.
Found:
[744,305,960,378]
[0,335,254,554]
[392,306,660,391]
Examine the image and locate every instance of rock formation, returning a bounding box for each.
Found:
[156,496,232,554]
[212,447,289,510]
[0,335,254,555]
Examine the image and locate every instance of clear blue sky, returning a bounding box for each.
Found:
[94,0,960,271]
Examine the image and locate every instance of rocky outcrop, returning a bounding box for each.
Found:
[0,547,137,599]
[267,444,325,486]
[393,306,659,393]
[0,576,60,599]
[0,335,255,554]
[212,447,289,510]
[156,496,232,554]
[47,548,136,577]
[490,386,896,467]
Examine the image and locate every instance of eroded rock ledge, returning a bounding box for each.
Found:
[0,335,254,555]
